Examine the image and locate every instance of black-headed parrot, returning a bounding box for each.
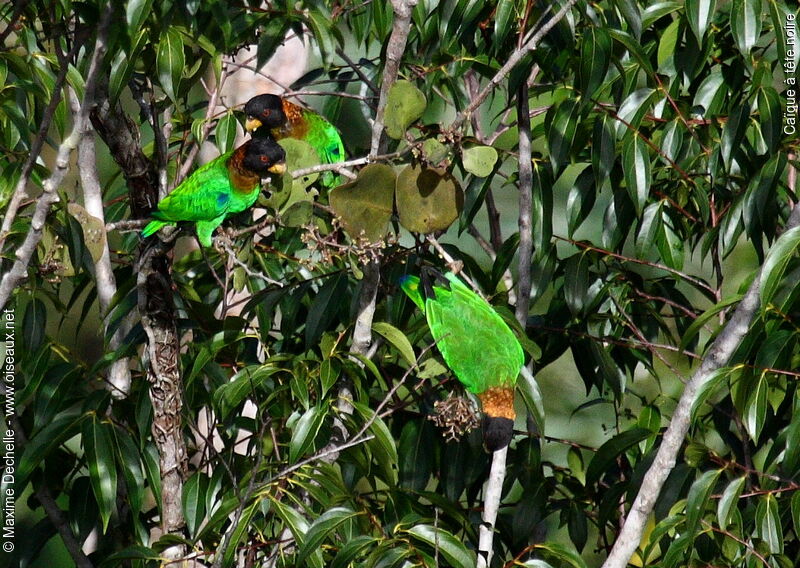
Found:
[142,137,286,247]
[243,93,345,186]
[400,270,524,451]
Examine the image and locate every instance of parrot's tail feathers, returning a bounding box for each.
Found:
[142,219,169,238]
[399,274,426,312]
[483,416,514,452]
[478,386,516,452]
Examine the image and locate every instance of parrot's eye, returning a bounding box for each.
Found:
[260,156,269,162]
[262,109,271,117]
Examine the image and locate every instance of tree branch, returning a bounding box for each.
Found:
[369,0,417,157]
[477,446,508,568]
[71,90,133,399]
[515,82,533,324]
[448,0,578,134]
[0,30,84,248]
[0,6,109,311]
[601,205,800,568]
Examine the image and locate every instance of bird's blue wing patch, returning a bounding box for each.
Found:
[216,193,230,208]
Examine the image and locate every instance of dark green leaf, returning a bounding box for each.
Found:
[685,0,717,43]
[586,429,653,486]
[83,416,118,533]
[156,28,185,102]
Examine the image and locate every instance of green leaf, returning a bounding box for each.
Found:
[126,0,153,33]
[280,138,321,188]
[372,321,416,366]
[756,494,783,554]
[684,469,722,537]
[307,9,337,67]
[615,88,656,138]
[792,491,800,539]
[622,134,651,215]
[289,405,327,463]
[592,114,616,187]
[743,373,768,442]
[717,476,745,529]
[761,226,800,308]
[535,541,588,568]
[305,273,348,348]
[213,365,280,420]
[83,416,118,533]
[329,163,395,241]
[518,366,545,434]
[586,429,652,486]
[384,80,427,139]
[214,110,237,155]
[690,367,734,420]
[396,165,464,234]
[23,298,46,352]
[406,524,476,568]
[296,507,362,566]
[398,420,433,491]
[99,546,160,567]
[578,27,612,98]
[692,69,726,117]
[182,472,208,538]
[680,294,742,352]
[547,98,580,175]
[730,0,762,57]
[720,104,750,172]
[156,28,185,102]
[331,535,380,568]
[757,87,782,153]
[462,145,498,177]
[421,137,450,166]
[685,0,717,43]
[353,402,398,484]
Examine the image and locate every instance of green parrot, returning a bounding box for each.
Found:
[142,137,286,247]
[243,93,345,186]
[400,269,525,451]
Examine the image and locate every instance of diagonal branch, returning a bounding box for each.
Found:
[0,30,85,248]
[0,5,111,311]
[448,0,578,134]
[601,204,800,568]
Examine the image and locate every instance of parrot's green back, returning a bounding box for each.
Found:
[278,100,345,187]
[142,150,259,247]
[400,272,524,394]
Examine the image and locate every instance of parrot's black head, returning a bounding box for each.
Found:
[483,416,513,452]
[244,94,287,133]
[242,137,287,175]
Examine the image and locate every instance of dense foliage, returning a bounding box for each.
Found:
[2,0,799,567]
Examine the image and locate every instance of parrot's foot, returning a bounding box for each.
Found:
[212,230,235,254]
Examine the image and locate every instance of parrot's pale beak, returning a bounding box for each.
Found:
[245,117,262,132]
[268,162,286,175]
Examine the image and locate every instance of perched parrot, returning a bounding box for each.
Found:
[243,93,345,186]
[400,270,525,451]
[142,137,286,247]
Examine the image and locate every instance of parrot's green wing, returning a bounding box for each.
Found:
[424,273,524,394]
[302,110,346,168]
[399,275,426,312]
[149,152,235,224]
